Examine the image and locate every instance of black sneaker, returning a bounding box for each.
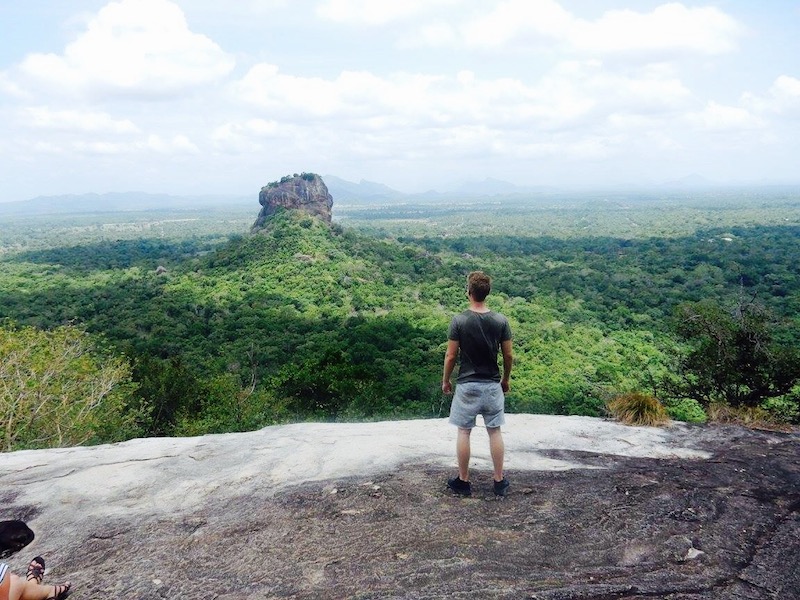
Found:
[493,478,510,497]
[447,476,472,496]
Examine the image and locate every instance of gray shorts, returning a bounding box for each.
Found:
[448,381,505,429]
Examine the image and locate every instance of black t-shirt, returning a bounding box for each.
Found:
[448,310,512,383]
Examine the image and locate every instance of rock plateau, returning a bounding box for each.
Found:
[1,415,798,599]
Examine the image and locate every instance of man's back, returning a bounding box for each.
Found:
[449,309,512,383]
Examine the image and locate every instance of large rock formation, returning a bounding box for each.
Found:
[1,416,798,599]
[252,173,333,229]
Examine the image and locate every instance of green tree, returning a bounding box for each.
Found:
[669,296,800,410]
[132,354,202,437]
[0,322,142,451]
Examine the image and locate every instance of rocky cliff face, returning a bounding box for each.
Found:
[252,173,333,229]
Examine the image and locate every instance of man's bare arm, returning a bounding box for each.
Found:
[500,339,513,392]
[442,340,460,394]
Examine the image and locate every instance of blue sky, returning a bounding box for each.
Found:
[1,0,799,202]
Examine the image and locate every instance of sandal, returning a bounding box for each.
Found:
[26,556,45,584]
[47,582,71,600]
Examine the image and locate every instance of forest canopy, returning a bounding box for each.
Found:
[1,189,798,449]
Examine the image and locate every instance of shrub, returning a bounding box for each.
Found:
[761,395,799,424]
[663,398,707,423]
[707,403,793,432]
[607,392,669,427]
[671,298,800,408]
[0,322,142,451]
[174,375,291,436]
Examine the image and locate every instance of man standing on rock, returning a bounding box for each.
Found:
[442,271,513,497]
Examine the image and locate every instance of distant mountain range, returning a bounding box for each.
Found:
[323,175,560,203]
[322,175,405,202]
[0,191,253,216]
[1,177,545,216]
[2,175,793,217]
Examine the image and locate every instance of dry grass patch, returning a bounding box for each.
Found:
[707,403,794,432]
[607,392,670,427]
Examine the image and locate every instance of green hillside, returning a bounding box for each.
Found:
[2,197,799,449]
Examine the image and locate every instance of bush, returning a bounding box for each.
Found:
[663,398,707,423]
[761,394,799,424]
[0,322,142,451]
[607,392,669,427]
[671,298,800,408]
[174,375,291,436]
[707,403,793,432]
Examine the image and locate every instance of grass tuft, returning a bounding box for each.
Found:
[607,392,670,427]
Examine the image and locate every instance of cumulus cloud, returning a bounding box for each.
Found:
[426,1,743,58]
[570,3,743,56]
[685,101,763,131]
[537,61,692,121]
[211,119,281,153]
[61,134,199,155]
[457,0,572,48]
[144,134,199,153]
[234,64,445,121]
[12,131,199,158]
[225,55,697,170]
[743,75,800,118]
[316,0,459,25]
[70,140,133,155]
[236,57,692,129]
[1,0,794,197]
[22,107,139,134]
[0,72,28,99]
[17,0,234,98]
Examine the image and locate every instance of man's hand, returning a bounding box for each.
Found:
[442,380,453,394]
[501,378,510,393]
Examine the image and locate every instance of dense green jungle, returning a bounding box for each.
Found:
[2,187,799,450]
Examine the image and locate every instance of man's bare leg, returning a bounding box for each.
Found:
[456,427,472,481]
[487,426,504,482]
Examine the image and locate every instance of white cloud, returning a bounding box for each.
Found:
[23,107,139,134]
[743,75,800,118]
[458,0,572,48]
[13,132,200,158]
[145,134,199,153]
[685,101,763,131]
[231,55,697,148]
[211,119,281,153]
[71,140,131,155]
[526,60,693,129]
[223,55,703,175]
[1,0,796,199]
[17,0,235,98]
[316,0,459,25]
[234,64,448,121]
[64,135,198,155]
[0,72,28,99]
[437,1,743,58]
[413,23,459,48]
[572,3,743,56]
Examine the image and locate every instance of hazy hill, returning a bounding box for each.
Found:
[0,191,253,216]
[323,175,405,203]
[5,177,797,217]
